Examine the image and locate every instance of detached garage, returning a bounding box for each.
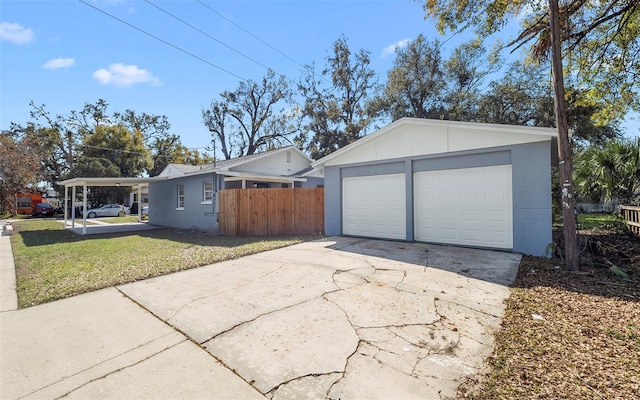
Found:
[309,118,556,256]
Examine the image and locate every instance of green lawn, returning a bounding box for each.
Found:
[11,220,313,308]
[98,216,141,224]
[576,212,619,230]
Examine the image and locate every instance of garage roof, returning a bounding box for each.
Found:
[311,118,556,172]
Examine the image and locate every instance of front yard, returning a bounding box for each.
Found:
[11,219,313,308]
[461,216,640,399]
[8,215,639,399]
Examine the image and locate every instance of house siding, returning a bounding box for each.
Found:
[150,173,218,232]
[323,142,552,256]
[296,177,324,188]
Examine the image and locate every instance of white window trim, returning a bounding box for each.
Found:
[177,183,185,210]
[202,179,213,204]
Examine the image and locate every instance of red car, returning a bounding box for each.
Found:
[32,203,54,217]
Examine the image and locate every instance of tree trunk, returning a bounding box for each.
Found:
[67,130,74,176]
[549,0,580,271]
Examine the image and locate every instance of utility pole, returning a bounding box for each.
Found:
[549,0,580,271]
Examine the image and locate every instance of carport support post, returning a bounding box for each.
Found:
[64,186,69,227]
[137,185,142,221]
[82,184,87,235]
[71,186,76,229]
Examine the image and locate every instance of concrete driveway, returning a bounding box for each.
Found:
[1,237,521,399]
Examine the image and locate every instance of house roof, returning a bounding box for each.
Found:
[165,150,280,174]
[312,117,557,169]
[158,146,313,179]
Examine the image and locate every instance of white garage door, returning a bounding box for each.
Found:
[343,174,406,240]
[414,165,512,249]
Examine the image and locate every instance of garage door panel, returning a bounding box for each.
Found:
[486,209,508,223]
[462,209,480,222]
[414,165,513,249]
[486,230,509,244]
[440,228,457,240]
[461,190,480,202]
[462,230,481,242]
[343,174,406,240]
[485,187,508,202]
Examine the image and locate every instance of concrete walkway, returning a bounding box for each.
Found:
[1,235,521,399]
[0,222,18,312]
[64,220,162,235]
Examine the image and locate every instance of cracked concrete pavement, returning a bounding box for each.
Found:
[1,236,521,399]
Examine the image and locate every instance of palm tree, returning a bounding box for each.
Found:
[574,138,640,205]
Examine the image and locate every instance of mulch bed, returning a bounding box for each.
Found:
[458,229,640,399]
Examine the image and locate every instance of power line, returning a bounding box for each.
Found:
[196,0,300,66]
[80,144,148,155]
[78,0,246,82]
[144,0,279,76]
[196,0,330,85]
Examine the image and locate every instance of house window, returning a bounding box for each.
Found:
[17,196,31,208]
[177,184,184,209]
[202,180,213,203]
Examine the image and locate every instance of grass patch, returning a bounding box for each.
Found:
[11,219,315,308]
[98,216,140,224]
[67,219,97,225]
[459,231,640,399]
[577,212,619,230]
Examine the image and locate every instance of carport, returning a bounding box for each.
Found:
[57,177,166,235]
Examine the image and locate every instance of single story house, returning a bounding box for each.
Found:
[149,146,323,232]
[307,118,557,256]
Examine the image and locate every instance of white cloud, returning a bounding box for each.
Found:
[43,57,75,70]
[92,63,161,87]
[0,22,34,44]
[381,38,411,57]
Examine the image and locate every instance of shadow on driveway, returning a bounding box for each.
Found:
[327,236,522,286]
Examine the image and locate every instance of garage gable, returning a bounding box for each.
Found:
[317,118,554,168]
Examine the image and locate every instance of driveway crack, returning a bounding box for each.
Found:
[201,296,319,345]
[324,340,362,400]
[20,334,186,400]
[265,371,342,397]
[54,339,186,399]
[434,297,502,319]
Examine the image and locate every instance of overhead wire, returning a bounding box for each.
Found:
[78,0,312,155]
[195,0,330,85]
[80,144,149,154]
[144,0,281,77]
[195,0,300,66]
[79,0,311,155]
[78,0,246,81]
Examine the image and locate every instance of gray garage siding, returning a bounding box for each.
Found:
[324,142,551,256]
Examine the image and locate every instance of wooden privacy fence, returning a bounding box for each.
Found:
[620,205,640,235]
[219,188,324,236]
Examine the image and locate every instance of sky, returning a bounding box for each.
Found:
[1,0,637,157]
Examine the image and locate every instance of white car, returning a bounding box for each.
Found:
[85,204,130,218]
